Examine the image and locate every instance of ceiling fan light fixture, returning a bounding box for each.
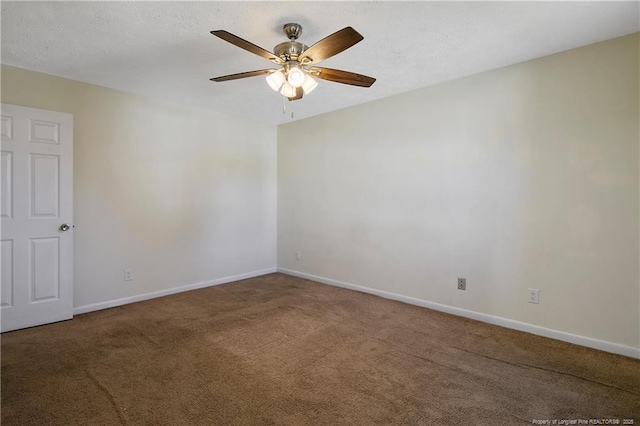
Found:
[280,81,297,98]
[210,24,376,102]
[301,74,318,95]
[266,70,285,91]
[286,64,306,87]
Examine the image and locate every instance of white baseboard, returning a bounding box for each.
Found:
[73,267,278,315]
[278,267,640,359]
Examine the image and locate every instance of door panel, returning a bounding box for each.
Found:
[1,239,14,307]
[1,116,12,139]
[30,154,60,217]
[1,104,73,332]
[1,152,12,218]
[30,119,59,145]
[30,237,60,301]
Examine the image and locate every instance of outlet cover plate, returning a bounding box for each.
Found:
[457,278,466,291]
[528,288,539,304]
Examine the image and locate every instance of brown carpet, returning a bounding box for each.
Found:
[2,273,639,425]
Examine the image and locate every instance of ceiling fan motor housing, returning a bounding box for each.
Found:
[274,41,308,61]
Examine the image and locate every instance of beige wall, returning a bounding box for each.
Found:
[278,34,640,348]
[1,65,278,308]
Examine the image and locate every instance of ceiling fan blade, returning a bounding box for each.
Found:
[210,69,275,82]
[299,27,363,64]
[211,30,282,64]
[287,87,304,101]
[309,67,376,87]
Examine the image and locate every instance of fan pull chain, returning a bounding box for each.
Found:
[280,95,294,119]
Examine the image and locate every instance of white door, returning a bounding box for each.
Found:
[1,104,73,332]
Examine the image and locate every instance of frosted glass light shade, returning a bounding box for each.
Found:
[301,75,318,95]
[266,70,285,91]
[287,65,305,87]
[280,81,297,98]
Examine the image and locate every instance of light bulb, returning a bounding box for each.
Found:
[287,65,305,88]
[266,70,285,91]
[280,81,297,98]
[301,74,318,95]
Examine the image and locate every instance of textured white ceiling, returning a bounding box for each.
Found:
[2,1,638,125]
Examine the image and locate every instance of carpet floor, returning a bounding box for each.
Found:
[2,273,639,425]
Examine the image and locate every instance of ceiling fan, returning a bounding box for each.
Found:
[210,23,376,101]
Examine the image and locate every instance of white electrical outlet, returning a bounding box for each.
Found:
[528,288,539,304]
[295,251,301,261]
[124,269,133,281]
